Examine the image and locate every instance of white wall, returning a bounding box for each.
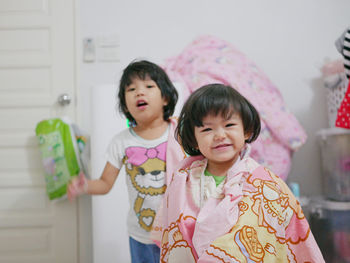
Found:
[78,0,350,260]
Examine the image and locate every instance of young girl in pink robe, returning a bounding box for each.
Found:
[155,84,324,262]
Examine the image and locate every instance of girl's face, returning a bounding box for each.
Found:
[125,76,167,124]
[194,113,250,170]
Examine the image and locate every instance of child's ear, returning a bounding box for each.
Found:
[244,132,252,141]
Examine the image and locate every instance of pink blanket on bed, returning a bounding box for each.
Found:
[163,35,307,180]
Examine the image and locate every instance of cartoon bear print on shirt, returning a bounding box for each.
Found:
[123,142,167,232]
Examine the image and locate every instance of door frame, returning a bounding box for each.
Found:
[74,1,93,262]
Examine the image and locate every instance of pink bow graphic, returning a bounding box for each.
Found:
[125,142,167,166]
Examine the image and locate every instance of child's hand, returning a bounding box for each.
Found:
[67,172,88,201]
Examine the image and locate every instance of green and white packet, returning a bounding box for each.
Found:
[35,117,81,200]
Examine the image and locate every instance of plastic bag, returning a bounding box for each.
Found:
[35,117,82,200]
[71,123,90,177]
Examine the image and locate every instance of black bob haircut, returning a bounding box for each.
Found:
[176,83,261,156]
[118,60,178,123]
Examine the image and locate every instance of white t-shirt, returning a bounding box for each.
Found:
[106,126,169,244]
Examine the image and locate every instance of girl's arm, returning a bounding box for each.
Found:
[67,161,120,200]
[87,162,120,194]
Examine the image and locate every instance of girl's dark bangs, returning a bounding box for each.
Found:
[191,94,238,126]
[125,70,149,86]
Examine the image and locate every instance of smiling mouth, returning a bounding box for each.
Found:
[213,144,232,149]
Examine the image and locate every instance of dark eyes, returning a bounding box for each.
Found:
[126,85,153,91]
[200,123,235,132]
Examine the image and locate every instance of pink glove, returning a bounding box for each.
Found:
[67,172,88,201]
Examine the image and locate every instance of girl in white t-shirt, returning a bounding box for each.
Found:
[67,60,184,263]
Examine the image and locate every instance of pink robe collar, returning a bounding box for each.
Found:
[188,145,260,257]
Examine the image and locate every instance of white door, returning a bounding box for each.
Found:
[0,0,78,262]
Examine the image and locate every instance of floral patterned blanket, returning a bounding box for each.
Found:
[153,147,324,262]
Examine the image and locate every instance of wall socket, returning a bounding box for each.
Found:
[83,38,95,63]
[83,35,120,63]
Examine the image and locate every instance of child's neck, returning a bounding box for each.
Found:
[132,118,169,140]
[206,165,229,177]
[206,156,239,177]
